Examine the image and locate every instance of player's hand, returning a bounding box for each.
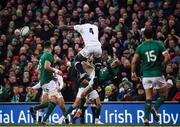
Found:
[57,70,63,76]
[131,72,138,81]
[54,68,63,76]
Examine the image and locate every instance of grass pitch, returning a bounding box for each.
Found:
[0,124,180,127]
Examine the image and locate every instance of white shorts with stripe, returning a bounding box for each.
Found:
[42,79,63,99]
[76,88,99,100]
[142,75,167,89]
[79,45,102,58]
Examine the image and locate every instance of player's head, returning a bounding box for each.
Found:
[79,18,88,24]
[44,41,52,51]
[144,28,153,39]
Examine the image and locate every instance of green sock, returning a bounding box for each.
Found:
[43,102,56,122]
[63,106,75,117]
[154,96,165,110]
[80,106,87,124]
[95,106,101,119]
[145,100,152,120]
[38,116,42,123]
[81,106,87,116]
[79,98,86,110]
[34,102,49,110]
[91,106,96,123]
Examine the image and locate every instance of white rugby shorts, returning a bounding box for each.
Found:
[76,88,99,99]
[79,45,102,58]
[142,76,167,89]
[42,80,63,99]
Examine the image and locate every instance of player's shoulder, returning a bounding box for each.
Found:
[44,51,53,57]
[82,23,96,28]
[136,41,144,49]
[152,40,165,47]
[152,40,163,44]
[141,40,163,46]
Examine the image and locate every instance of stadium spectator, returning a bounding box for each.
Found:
[117,79,134,101]
[172,78,180,102]
[11,86,20,102]
[0,85,12,102]
[133,84,146,101]
[103,85,117,102]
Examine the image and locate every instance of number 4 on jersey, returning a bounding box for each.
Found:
[89,28,94,34]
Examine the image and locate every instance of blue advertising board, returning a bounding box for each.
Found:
[0,102,179,125]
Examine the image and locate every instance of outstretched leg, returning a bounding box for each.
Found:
[41,96,57,123]
[58,88,82,124]
[144,88,153,126]
[75,54,88,81]
[151,86,167,122]
[93,57,102,87]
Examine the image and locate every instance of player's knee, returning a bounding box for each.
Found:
[96,102,101,108]
[41,98,48,103]
[146,96,153,101]
[81,92,87,98]
[38,109,44,112]
[95,98,101,108]
[41,94,48,101]
[50,96,57,103]
[72,102,79,108]
[57,98,64,106]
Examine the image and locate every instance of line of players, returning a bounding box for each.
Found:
[30,54,121,124]
[29,21,170,126]
[29,22,105,124]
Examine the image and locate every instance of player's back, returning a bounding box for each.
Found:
[39,51,54,85]
[74,23,101,46]
[136,40,166,77]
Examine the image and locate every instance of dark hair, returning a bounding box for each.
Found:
[80,18,88,24]
[44,41,51,49]
[144,28,153,39]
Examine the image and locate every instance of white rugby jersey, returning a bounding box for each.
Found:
[74,23,101,46]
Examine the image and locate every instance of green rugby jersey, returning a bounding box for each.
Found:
[135,40,166,77]
[39,50,54,85]
[99,67,119,81]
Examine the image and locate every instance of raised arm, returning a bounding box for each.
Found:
[59,25,74,30]
[59,24,82,33]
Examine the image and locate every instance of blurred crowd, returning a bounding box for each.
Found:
[0,0,179,103]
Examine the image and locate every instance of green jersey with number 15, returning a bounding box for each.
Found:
[135,40,166,77]
[39,50,54,86]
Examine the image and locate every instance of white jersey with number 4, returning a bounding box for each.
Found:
[74,23,101,46]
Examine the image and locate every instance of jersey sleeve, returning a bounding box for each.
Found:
[159,42,166,54]
[74,25,82,33]
[44,52,53,63]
